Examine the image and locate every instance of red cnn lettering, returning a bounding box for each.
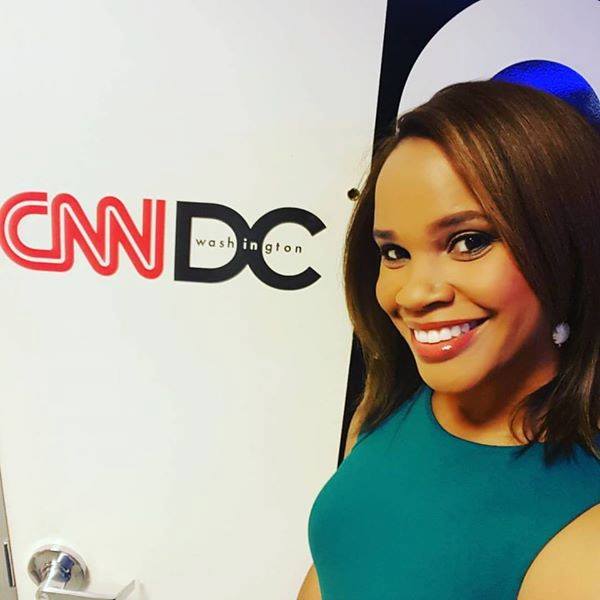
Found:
[0,191,166,278]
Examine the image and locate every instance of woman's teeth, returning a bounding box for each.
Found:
[413,319,484,344]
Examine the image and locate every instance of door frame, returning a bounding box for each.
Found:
[0,471,17,599]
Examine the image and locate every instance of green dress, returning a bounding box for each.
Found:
[308,383,600,599]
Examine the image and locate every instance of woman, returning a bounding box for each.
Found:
[298,80,600,600]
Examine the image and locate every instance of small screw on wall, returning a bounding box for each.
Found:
[347,188,360,201]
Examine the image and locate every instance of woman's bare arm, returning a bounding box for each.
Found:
[297,563,321,600]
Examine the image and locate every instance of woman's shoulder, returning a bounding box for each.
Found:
[517,502,600,599]
[349,386,425,452]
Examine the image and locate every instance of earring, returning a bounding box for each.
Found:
[552,322,570,347]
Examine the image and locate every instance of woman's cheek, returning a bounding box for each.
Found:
[478,253,535,312]
[375,271,394,314]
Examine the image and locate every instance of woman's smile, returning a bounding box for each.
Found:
[408,317,490,362]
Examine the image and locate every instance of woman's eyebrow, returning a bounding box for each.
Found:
[373,210,490,241]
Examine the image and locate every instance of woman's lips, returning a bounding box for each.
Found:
[410,317,490,362]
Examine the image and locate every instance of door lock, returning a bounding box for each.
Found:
[28,544,135,600]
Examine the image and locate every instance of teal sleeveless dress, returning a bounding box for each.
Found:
[308,383,600,599]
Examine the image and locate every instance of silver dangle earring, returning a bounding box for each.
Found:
[552,322,570,347]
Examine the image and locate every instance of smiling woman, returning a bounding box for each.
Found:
[301,80,600,600]
[372,135,562,416]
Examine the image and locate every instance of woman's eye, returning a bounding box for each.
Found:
[448,232,495,256]
[378,244,407,262]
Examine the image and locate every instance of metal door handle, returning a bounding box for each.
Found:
[28,545,135,600]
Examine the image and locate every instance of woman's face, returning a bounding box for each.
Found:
[373,136,558,394]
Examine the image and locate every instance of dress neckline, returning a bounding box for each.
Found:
[422,384,544,450]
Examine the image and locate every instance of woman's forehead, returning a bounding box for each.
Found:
[378,139,471,200]
[374,139,482,234]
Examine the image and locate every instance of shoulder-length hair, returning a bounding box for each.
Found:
[344,79,600,464]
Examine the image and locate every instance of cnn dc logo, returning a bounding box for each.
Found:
[0,191,325,290]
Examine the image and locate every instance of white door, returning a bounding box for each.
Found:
[0,1,386,598]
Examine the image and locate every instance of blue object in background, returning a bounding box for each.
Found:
[492,60,600,132]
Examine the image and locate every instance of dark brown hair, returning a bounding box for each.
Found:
[344,79,600,464]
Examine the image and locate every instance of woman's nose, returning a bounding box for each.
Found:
[394,265,454,312]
